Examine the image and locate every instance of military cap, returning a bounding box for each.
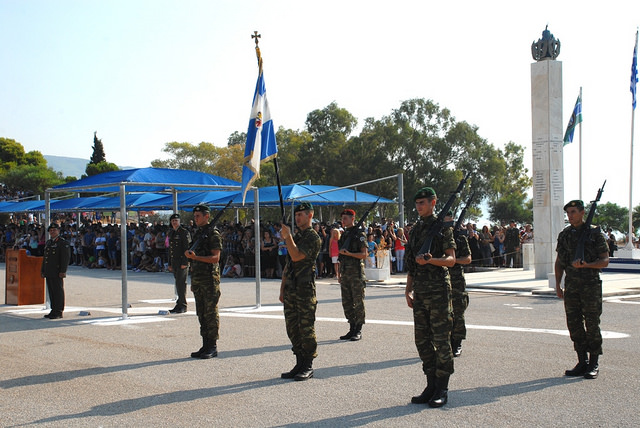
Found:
[169,213,180,221]
[193,204,210,213]
[47,223,60,231]
[341,209,356,217]
[414,187,436,201]
[294,202,314,213]
[563,200,584,211]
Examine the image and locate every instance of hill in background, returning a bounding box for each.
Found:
[44,155,136,179]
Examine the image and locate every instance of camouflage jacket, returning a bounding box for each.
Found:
[405,215,456,285]
[338,226,367,276]
[191,223,222,280]
[284,227,321,282]
[556,223,608,281]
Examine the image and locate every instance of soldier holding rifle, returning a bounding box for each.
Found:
[404,186,456,408]
[554,191,609,380]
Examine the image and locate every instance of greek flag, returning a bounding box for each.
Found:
[241,71,278,204]
[631,31,638,110]
[563,95,583,146]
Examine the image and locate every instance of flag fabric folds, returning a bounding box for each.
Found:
[563,94,583,146]
[631,31,638,110]
[241,71,278,204]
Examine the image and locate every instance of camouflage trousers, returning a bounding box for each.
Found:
[412,286,454,378]
[451,287,469,342]
[340,275,366,325]
[283,274,318,359]
[563,279,603,355]
[191,277,221,342]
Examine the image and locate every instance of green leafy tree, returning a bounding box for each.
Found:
[3,165,65,195]
[85,161,120,177]
[487,142,532,224]
[151,141,243,182]
[592,202,628,233]
[0,137,27,174]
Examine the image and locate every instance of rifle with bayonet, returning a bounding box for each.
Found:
[189,199,234,252]
[573,180,606,263]
[454,192,475,238]
[418,172,471,260]
[340,197,380,251]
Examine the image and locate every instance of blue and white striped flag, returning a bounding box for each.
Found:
[631,31,638,110]
[241,71,278,204]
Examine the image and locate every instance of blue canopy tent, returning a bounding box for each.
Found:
[44,167,242,319]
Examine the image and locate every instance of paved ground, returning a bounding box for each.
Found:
[1,265,639,427]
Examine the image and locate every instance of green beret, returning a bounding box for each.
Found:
[193,204,210,214]
[563,200,584,211]
[294,202,313,213]
[414,187,436,201]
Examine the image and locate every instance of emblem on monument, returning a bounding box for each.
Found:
[531,25,561,61]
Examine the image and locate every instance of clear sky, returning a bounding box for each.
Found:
[1,0,639,209]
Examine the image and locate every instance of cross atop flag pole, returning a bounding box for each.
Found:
[563,94,583,146]
[241,32,278,204]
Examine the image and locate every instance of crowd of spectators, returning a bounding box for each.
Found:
[0,212,542,277]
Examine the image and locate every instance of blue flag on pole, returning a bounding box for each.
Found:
[241,71,278,204]
[563,94,583,146]
[631,31,638,110]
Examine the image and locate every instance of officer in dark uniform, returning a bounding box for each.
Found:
[404,187,456,408]
[41,223,71,319]
[279,202,322,381]
[337,208,368,341]
[555,199,609,379]
[185,205,222,359]
[168,213,191,314]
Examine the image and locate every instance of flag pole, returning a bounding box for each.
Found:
[624,30,638,250]
[579,86,583,200]
[252,31,286,223]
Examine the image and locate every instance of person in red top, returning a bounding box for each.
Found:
[329,228,341,280]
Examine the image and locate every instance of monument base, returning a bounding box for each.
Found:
[613,247,640,260]
[364,268,390,281]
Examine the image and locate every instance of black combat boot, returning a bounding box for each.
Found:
[350,324,362,341]
[340,323,355,340]
[281,354,303,379]
[428,375,450,408]
[411,373,436,404]
[191,337,207,358]
[294,357,314,381]
[584,353,599,379]
[565,351,589,376]
[200,339,218,359]
[452,338,463,357]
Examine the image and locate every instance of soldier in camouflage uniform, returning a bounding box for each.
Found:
[41,223,71,320]
[279,202,322,381]
[337,209,368,341]
[185,205,222,359]
[404,187,456,408]
[554,199,609,379]
[168,213,191,314]
[444,212,472,358]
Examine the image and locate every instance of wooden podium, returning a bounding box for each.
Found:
[5,249,44,305]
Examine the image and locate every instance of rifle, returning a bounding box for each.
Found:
[418,172,471,259]
[573,180,606,263]
[189,199,234,252]
[340,197,380,251]
[454,192,475,238]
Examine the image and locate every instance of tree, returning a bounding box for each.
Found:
[90,132,106,164]
[3,165,65,195]
[0,137,26,174]
[487,142,532,224]
[151,141,243,182]
[84,161,120,178]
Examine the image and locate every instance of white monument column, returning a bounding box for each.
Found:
[531,27,565,281]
